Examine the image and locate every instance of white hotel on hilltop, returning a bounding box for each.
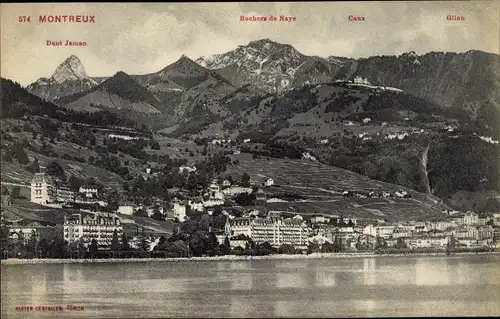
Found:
[224,215,310,249]
[31,173,55,205]
[64,211,123,249]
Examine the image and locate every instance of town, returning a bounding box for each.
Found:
[1,167,499,260]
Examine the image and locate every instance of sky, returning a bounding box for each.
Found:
[1,1,499,86]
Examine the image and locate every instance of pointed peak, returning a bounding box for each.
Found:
[51,55,89,83]
[113,70,130,77]
[65,55,81,63]
[178,54,195,63]
[101,71,135,86]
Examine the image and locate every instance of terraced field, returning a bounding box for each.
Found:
[225,153,450,222]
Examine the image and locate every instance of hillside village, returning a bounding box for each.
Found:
[1,163,499,259]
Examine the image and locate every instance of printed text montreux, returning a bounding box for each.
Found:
[38,15,95,23]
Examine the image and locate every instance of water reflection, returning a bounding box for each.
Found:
[2,255,500,318]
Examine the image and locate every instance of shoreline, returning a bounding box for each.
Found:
[2,251,500,265]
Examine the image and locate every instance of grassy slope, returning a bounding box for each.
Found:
[224,153,449,222]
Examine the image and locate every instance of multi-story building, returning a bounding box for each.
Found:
[30,173,55,205]
[463,211,479,225]
[412,222,428,234]
[336,216,357,226]
[392,227,412,239]
[404,236,448,249]
[428,220,454,231]
[224,216,310,249]
[117,205,134,216]
[55,186,76,203]
[453,225,479,240]
[493,213,500,227]
[208,182,223,200]
[310,215,331,225]
[79,186,99,199]
[478,216,489,226]
[64,212,122,249]
[173,202,187,222]
[2,194,12,207]
[363,224,395,239]
[477,225,494,241]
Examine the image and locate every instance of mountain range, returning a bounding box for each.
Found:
[5,38,500,212]
[26,38,499,134]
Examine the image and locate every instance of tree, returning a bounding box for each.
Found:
[447,234,457,250]
[46,237,66,258]
[26,158,40,173]
[37,238,50,258]
[150,140,160,150]
[333,236,344,252]
[46,161,65,179]
[138,227,148,252]
[395,238,407,249]
[220,236,231,255]
[278,244,296,254]
[152,209,164,221]
[241,172,251,187]
[347,218,355,227]
[307,241,320,254]
[111,229,120,253]
[155,235,168,251]
[89,239,98,258]
[121,233,130,252]
[67,174,83,191]
[255,242,274,256]
[133,209,148,218]
[26,230,38,254]
[10,186,21,199]
[375,236,386,249]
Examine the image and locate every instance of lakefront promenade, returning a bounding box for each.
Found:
[3,251,500,265]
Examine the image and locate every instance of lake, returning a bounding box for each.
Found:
[2,255,500,318]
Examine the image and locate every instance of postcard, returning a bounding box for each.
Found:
[1,1,499,318]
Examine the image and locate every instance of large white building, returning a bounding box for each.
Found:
[208,182,224,200]
[463,211,479,225]
[363,224,396,239]
[55,186,76,203]
[117,205,134,216]
[30,173,55,205]
[64,212,123,248]
[79,186,99,199]
[173,202,187,222]
[224,216,310,249]
[264,178,274,187]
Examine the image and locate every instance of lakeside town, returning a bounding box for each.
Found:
[1,168,499,260]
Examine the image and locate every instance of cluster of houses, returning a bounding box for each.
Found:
[307,211,500,250]
[3,172,500,254]
[30,173,105,208]
[342,189,411,199]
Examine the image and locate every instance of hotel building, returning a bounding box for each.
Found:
[224,216,310,249]
[30,173,55,205]
[64,212,123,249]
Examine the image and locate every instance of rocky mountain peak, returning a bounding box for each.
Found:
[51,55,93,84]
[248,38,276,48]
